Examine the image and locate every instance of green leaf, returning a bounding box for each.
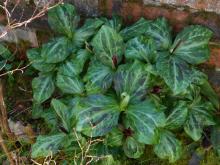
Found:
[51,99,71,132]
[32,75,55,104]
[170,25,213,64]
[123,137,144,159]
[75,94,120,137]
[41,37,71,63]
[154,130,182,163]
[73,18,104,48]
[84,59,114,94]
[124,100,166,144]
[32,104,44,119]
[0,60,7,70]
[103,15,122,32]
[40,108,58,132]
[114,61,148,105]
[105,128,123,147]
[156,52,194,94]
[200,79,219,109]
[145,17,172,50]
[125,36,156,63]
[27,48,55,72]
[97,155,121,165]
[211,126,220,156]
[0,44,13,61]
[91,25,124,67]
[48,3,78,38]
[58,49,91,76]
[184,113,202,141]
[184,100,215,141]
[120,18,149,41]
[31,133,66,158]
[165,101,188,130]
[56,74,84,95]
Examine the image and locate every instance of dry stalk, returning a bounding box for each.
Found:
[73,120,106,165]
[0,0,63,39]
[0,62,32,77]
[0,131,15,165]
[31,151,56,165]
[0,80,16,140]
[0,0,63,78]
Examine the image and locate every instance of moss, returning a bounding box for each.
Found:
[201,151,220,165]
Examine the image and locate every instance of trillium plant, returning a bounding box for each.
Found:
[28,3,220,164]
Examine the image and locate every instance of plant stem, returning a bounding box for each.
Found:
[120,92,130,111]
[0,131,15,165]
[0,80,16,140]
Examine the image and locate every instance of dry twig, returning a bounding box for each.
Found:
[0,0,63,39]
[0,62,32,77]
[73,120,106,165]
[0,131,15,165]
[0,80,16,140]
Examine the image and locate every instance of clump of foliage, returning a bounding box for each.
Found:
[0,44,14,72]
[27,3,220,164]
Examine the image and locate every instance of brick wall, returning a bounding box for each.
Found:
[144,0,220,14]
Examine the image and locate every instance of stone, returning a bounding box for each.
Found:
[72,0,99,16]
[143,0,220,14]
[0,26,38,47]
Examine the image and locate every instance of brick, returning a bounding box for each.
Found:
[120,2,143,22]
[207,47,220,68]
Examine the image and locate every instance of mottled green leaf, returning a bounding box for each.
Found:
[48,3,78,38]
[156,52,194,94]
[211,126,220,156]
[75,94,120,137]
[84,59,114,94]
[27,48,55,72]
[97,155,121,165]
[103,15,122,32]
[124,100,166,144]
[165,101,188,130]
[74,18,104,48]
[105,128,123,147]
[91,25,124,67]
[184,99,215,141]
[114,61,148,105]
[56,74,84,95]
[170,25,213,64]
[31,133,66,158]
[200,79,219,109]
[51,99,71,132]
[123,137,144,159]
[32,103,44,119]
[0,44,13,61]
[120,18,149,41]
[32,75,55,104]
[145,17,172,50]
[125,36,156,63]
[184,112,203,141]
[154,130,182,163]
[41,37,70,63]
[40,108,58,132]
[58,49,91,76]
[0,60,7,70]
